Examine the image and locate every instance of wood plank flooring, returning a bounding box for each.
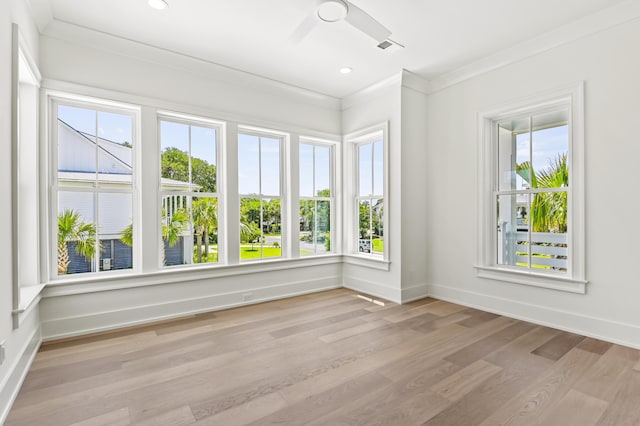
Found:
[6,289,640,425]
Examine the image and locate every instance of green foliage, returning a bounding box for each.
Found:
[192,198,217,263]
[58,209,99,275]
[120,223,133,247]
[517,154,568,233]
[163,207,189,247]
[161,147,217,192]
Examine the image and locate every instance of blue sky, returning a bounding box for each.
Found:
[58,105,132,145]
[300,143,330,197]
[359,141,383,196]
[515,125,568,189]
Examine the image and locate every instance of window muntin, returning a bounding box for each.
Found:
[357,139,384,255]
[54,101,136,276]
[238,132,283,260]
[495,108,569,273]
[160,117,220,266]
[299,142,333,256]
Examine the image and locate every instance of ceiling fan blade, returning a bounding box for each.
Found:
[290,14,318,44]
[344,1,391,43]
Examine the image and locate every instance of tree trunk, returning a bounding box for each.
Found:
[58,242,69,275]
[196,230,203,263]
[204,229,210,259]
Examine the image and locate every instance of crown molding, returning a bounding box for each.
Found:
[400,70,431,95]
[23,0,53,33]
[41,20,342,111]
[429,0,640,93]
[341,72,402,110]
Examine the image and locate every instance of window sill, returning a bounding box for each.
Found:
[474,265,587,294]
[13,284,46,328]
[342,254,390,271]
[43,255,344,297]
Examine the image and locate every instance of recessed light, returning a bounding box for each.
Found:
[148,0,168,10]
[317,0,348,22]
[340,67,352,74]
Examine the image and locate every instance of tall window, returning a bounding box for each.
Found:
[238,131,283,260]
[477,84,585,292]
[159,116,220,267]
[496,109,569,272]
[356,138,384,255]
[299,142,333,256]
[53,100,136,276]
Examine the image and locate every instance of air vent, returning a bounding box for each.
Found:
[377,39,404,52]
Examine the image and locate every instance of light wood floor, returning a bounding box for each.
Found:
[6,289,640,425]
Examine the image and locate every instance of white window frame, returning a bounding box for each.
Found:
[48,93,141,281]
[11,23,44,327]
[238,126,287,262]
[158,112,225,269]
[298,138,336,256]
[344,123,389,266]
[476,83,586,293]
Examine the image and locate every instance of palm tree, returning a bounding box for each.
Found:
[517,153,568,233]
[120,207,189,265]
[192,198,217,262]
[58,209,98,275]
[161,207,189,265]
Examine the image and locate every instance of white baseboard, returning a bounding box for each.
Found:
[343,276,402,304]
[42,276,341,341]
[401,283,429,303]
[0,326,42,425]
[428,284,640,350]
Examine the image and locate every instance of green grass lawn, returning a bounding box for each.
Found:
[373,238,384,253]
[193,246,218,263]
[241,245,282,259]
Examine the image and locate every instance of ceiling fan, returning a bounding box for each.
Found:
[291,0,394,46]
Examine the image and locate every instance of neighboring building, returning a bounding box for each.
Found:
[58,119,192,271]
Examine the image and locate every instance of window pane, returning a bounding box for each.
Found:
[358,143,372,196]
[316,200,331,254]
[262,198,282,258]
[373,141,383,196]
[98,192,133,271]
[299,199,315,256]
[372,198,383,254]
[191,125,217,193]
[161,194,190,266]
[97,111,133,189]
[532,110,569,189]
[160,121,190,189]
[57,191,96,275]
[497,117,530,191]
[192,197,218,264]
[315,145,331,197]
[530,191,568,271]
[358,200,371,253]
[299,143,314,197]
[240,197,261,260]
[497,193,528,268]
[58,105,97,187]
[261,137,280,196]
[238,134,259,195]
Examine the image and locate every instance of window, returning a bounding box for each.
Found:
[355,134,384,256]
[52,99,137,276]
[299,141,333,256]
[477,84,586,292]
[238,131,283,260]
[159,116,221,267]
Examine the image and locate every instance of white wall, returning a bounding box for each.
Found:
[400,86,429,301]
[0,0,42,423]
[425,18,640,348]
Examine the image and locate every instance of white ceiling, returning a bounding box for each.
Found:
[30,0,629,98]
